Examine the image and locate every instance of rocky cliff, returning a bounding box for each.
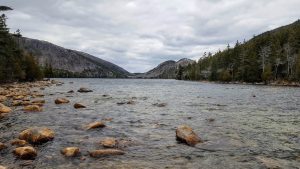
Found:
[17,37,130,78]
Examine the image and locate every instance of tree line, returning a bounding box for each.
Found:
[177,20,300,83]
[0,6,43,83]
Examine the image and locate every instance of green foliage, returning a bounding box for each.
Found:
[0,6,43,83]
[183,20,300,83]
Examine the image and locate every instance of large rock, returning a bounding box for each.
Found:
[23,105,43,112]
[19,127,55,144]
[176,125,202,146]
[85,122,106,130]
[74,103,86,109]
[0,103,12,114]
[55,98,70,104]
[61,147,80,157]
[13,146,37,160]
[89,149,125,157]
[77,88,93,93]
[100,137,118,148]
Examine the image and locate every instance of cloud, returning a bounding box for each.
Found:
[1,0,300,72]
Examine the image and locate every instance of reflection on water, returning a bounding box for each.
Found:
[1,79,299,169]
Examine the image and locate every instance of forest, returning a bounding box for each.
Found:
[0,6,42,83]
[177,20,300,83]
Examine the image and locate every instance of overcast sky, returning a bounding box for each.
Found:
[1,0,300,72]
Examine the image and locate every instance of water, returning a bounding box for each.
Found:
[1,79,299,169]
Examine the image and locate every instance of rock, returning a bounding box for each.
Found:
[74,103,86,109]
[55,98,70,104]
[23,105,43,112]
[0,95,7,102]
[176,125,202,146]
[61,147,80,157]
[0,142,7,150]
[11,139,28,147]
[19,127,55,144]
[13,146,37,160]
[100,137,118,148]
[77,88,93,93]
[31,100,45,104]
[89,149,125,157]
[0,165,7,169]
[0,103,12,114]
[67,90,74,93]
[153,103,167,107]
[85,122,106,130]
[207,118,215,122]
[12,100,23,106]
[126,100,135,105]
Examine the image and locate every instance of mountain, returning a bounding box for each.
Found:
[16,37,130,78]
[135,58,195,79]
[182,20,300,83]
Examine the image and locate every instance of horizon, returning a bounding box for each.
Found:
[1,0,300,72]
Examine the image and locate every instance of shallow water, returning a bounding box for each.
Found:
[1,79,300,169]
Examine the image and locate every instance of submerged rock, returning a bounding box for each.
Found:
[78,88,93,93]
[67,90,74,93]
[176,125,202,146]
[0,103,12,114]
[153,103,167,107]
[11,139,28,147]
[89,149,125,157]
[100,137,118,148]
[85,122,106,130]
[31,100,45,104]
[23,105,43,112]
[55,98,70,104]
[19,127,55,144]
[0,142,7,150]
[74,103,86,109]
[61,147,80,157]
[13,146,37,160]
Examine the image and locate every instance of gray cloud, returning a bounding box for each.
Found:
[1,0,299,72]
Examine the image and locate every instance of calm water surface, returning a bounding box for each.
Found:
[1,79,299,169]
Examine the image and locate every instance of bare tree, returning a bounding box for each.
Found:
[259,46,271,73]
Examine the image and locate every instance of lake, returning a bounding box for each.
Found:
[0,79,299,169]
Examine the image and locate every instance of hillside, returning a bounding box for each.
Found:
[16,37,130,78]
[181,20,300,83]
[136,58,195,79]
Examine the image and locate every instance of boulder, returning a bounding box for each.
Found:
[85,122,106,130]
[176,125,202,146]
[0,142,7,151]
[89,149,125,157]
[11,139,28,147]
[77,88,93,93]
[74,103,86,109]
[13,146,37,160]
[23,105,43,112]
[19,127,55,144]
[61,147,80,157]
[55,98,70,104]
[0,103,12,114]
[100,137,118,148]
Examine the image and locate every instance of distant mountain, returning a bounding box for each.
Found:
[16,37,130,78]
[135,58,195,79]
